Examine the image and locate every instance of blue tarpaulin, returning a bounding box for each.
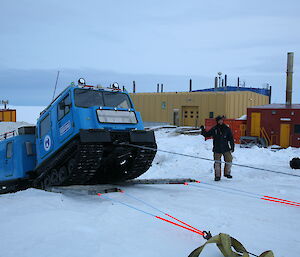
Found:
[192,86,271,97]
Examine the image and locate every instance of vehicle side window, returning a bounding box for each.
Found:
[6,142,13,159]
[25,142,34,156]
[58,94,71,120]
[40,114,51,138]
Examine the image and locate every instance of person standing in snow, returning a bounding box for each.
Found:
[200,116,234,181]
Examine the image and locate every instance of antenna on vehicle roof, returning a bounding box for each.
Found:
[52,71,60,100]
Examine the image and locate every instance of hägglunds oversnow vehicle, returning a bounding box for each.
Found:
[0,79,157,193]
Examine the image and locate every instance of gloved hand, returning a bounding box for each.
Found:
[231,148,235,153]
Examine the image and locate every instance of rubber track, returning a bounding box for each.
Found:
[35,139,104,187]
[34,139,157,188]
[124,143,157,180]
[66,143,104,185]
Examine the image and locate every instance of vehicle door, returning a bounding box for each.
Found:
[39,113,54,158]
[57,93,74,143]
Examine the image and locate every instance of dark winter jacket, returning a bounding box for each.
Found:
[202,124,235,153]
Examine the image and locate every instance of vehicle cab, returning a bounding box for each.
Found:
[35,80,146,167]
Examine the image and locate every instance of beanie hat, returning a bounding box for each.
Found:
[215,115,225,122]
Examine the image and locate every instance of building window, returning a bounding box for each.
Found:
[295,125,300,134]
[209,112,214,118]
[58,94,71,120]
[271,110,277,115]
[6,142,13,159]
[40,114,51,138]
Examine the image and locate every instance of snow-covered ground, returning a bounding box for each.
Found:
[1,128,300,257]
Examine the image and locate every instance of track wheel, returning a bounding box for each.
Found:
[50,169,59,185]
[58,166,67,183]
[43,174,52,188]
[68,158,76,175]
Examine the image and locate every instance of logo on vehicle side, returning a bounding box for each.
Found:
[60,120,71,136]
[44,135,51,151]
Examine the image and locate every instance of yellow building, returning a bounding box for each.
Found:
[0,109,16,122]
[130,90,269,127]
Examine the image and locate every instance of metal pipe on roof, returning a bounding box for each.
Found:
[286,52,294,105]
[133,81,136,93]
[225,74,227,87]
[214,77,218,89]
[237,77,240,87]
[161,83,163,93]
[157,83,159,93]
[189,79,192,92]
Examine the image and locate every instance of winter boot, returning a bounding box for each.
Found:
[214,177,221,181]
[224,175,232,179]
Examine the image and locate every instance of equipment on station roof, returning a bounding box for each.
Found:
[1,100,9,109]
[0,100,16,122]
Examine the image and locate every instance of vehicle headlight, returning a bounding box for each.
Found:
[97,110,137,124]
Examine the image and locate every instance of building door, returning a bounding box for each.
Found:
[173,109,179,126]
[182,106,199,127]
[250,112,261,137]
[280,124,290,148]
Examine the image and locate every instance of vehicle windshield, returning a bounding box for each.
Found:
[74,89,132,109]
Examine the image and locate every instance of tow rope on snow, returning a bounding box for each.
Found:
[119,142,300,178]
[121,191,210,238]
[185,181,300,208]
[97,191,274,257]
[97,191,211,239]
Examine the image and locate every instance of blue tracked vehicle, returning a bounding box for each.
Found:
[0,127,36,193]
[0,79,157,193]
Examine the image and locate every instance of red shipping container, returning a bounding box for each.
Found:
[247,104,300,148]
[204,118,246,143]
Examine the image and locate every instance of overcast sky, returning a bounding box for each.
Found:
[1,0,299,105]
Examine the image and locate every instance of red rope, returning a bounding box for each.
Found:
[190,180,300,208]
[261,198,300,207]
[263,195,300,205]
[165,214,204,234]
[155,216,204,235]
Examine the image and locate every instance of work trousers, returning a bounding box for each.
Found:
[213,151,233,178]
